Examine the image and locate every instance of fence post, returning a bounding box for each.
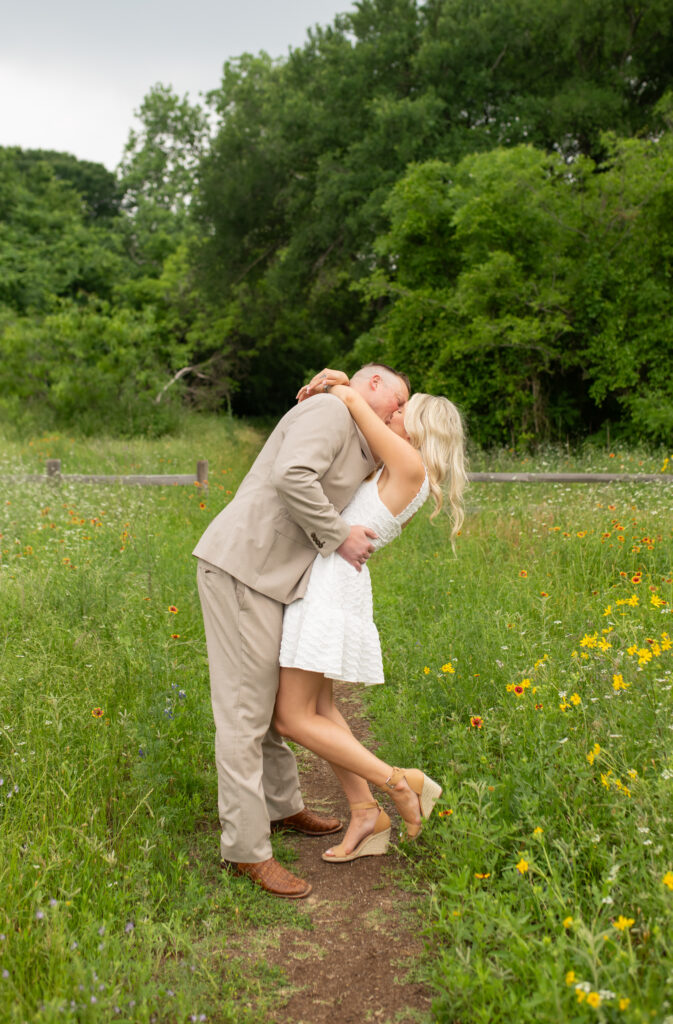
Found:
[196,459,209,494]
[45,459,61,484]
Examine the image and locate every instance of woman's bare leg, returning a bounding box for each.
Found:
[315,678,381,856]
[275,667,421,836]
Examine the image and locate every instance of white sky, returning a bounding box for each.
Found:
[0,0,355,171]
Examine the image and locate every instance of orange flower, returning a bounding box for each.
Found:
[519,570,528,577]
[168,605,178,614]
[91,707,104,718]
[470,716,483,729]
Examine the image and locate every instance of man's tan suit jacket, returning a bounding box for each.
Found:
[192,395,377,604]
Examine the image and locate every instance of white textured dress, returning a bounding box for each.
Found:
[280,469,429,685]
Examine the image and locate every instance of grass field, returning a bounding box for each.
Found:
[1,417,672,1023]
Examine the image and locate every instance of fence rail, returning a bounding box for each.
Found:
[468,471,673,484]
[14,459,209,492]
[7,463,672,492]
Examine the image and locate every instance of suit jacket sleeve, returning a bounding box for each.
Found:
[270,397,359,556]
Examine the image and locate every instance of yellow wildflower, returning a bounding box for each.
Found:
[563,916,573,928]
[619,997,630,1010]
[613,674,630,691]
[516,858,529,874]
[565,970,576,986]
[570,693,581,706]
[662,871,673,890]
[441,663,455,674]
[533,826,544,835]
[613,915,635,932]
[423,666,430,675]
[587,992,602,1008]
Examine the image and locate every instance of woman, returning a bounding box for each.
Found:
[273,368,468,862]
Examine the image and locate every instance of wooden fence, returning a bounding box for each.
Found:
[468,471,673,484]
[9,463,673,493]
[17,459,209,493]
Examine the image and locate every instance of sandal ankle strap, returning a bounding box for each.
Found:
[349,800,380,811]
[384,767,405,790]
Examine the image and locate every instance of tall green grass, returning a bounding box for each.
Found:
[2,420,672,1022]
[369,471,673,1022]
[0,418,306,1024]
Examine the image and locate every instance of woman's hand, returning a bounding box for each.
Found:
[296,368,349,402]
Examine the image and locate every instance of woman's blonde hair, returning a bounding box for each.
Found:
[404,393,468,538]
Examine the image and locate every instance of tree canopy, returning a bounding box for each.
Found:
[2,0,673,441]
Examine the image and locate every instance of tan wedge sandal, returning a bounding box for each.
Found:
[385,768,442,839]
[321,801,391,863]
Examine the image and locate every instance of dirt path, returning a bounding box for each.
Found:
[252,686,435,1023]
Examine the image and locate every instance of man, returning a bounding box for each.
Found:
[193,364,409,898]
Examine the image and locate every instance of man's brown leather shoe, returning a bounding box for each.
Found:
[271,807,342,836]
[224,857,312,899]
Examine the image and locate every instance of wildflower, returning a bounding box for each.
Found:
[587,992,602,1008]
[613,674,630,691]
[600,771,612,789]
[171,633,180,639]
[199,502,206,509]
[125,921,135,934]
[631,573,642,585]
[565,971,576,986]
[533,827,543,835]
[168,605,178,614]
[563,916,573,928]
[470,716,483,728]
[662,871,673,890]
[438,809,453,818]
[613,915,634,932]
[576,990,586,1004]
[535,702,543,710]
[91,707,104,718]
[441,663,455,674]
[423,666,430,675]
[474,872,490,879]
[570,693,581,706]
[540,591,548,597]
[519,570,528,577]
[619,998,630,1010]
[513,685,525,697]
[35,910,44,920]
[516,857,529,874]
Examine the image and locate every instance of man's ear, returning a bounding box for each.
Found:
[369,374,382,390]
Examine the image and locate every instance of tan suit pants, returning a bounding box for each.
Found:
[196,559,303,862]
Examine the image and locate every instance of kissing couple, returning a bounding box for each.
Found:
[193,363,467,897]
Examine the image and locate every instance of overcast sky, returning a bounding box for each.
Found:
[0,0,355,171]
